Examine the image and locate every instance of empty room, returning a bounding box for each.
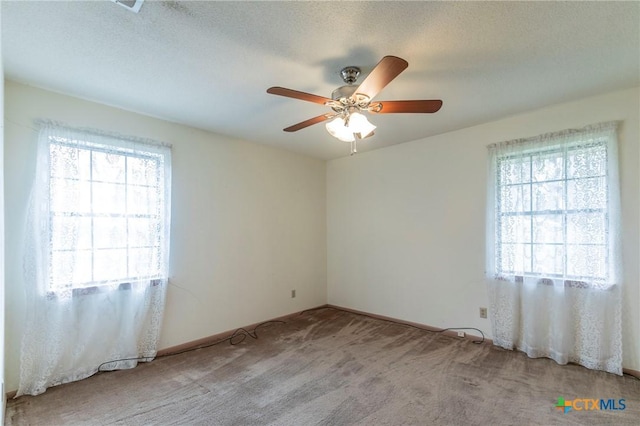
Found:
[2,1,640,425]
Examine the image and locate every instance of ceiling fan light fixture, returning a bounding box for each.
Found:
[326,111,376,142]
[346,112,376,139]
[325,117,355,142]
[266,56,442,155]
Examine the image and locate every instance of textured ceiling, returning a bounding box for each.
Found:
[3,1,639,159]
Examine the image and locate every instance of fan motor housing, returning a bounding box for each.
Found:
[331,85,358,100]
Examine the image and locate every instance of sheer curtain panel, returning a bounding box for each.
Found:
[18,123,172,396]
[485,122,623,375]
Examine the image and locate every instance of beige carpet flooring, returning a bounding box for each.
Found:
[6,307,640,425]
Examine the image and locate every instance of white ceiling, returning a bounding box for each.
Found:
[3,1,639,160]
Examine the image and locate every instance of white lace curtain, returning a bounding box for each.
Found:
[485,122,622,375]
[18,123,172,396]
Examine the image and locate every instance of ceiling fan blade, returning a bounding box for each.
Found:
[267,87,332,105]
[354,56,409,100]
[372,100,443,114]
[283,113,336,132]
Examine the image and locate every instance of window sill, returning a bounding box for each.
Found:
[46,279,163,299]
[494,275,615,291]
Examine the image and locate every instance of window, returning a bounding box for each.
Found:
[485,122,623,375]
[489,124,619,289]
[46,130,170,291]
[18,123,172,395]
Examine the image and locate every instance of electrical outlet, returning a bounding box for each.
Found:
[291,289,296,298]
[479,307,488,319]
[457,331,465,338]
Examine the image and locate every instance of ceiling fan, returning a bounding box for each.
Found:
[267,55,442,154]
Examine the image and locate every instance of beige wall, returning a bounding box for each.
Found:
[327,87,640,371]
[4,81,327,392]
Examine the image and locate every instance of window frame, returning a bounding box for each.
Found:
[494,139,610,287]
[46,134,169,292]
